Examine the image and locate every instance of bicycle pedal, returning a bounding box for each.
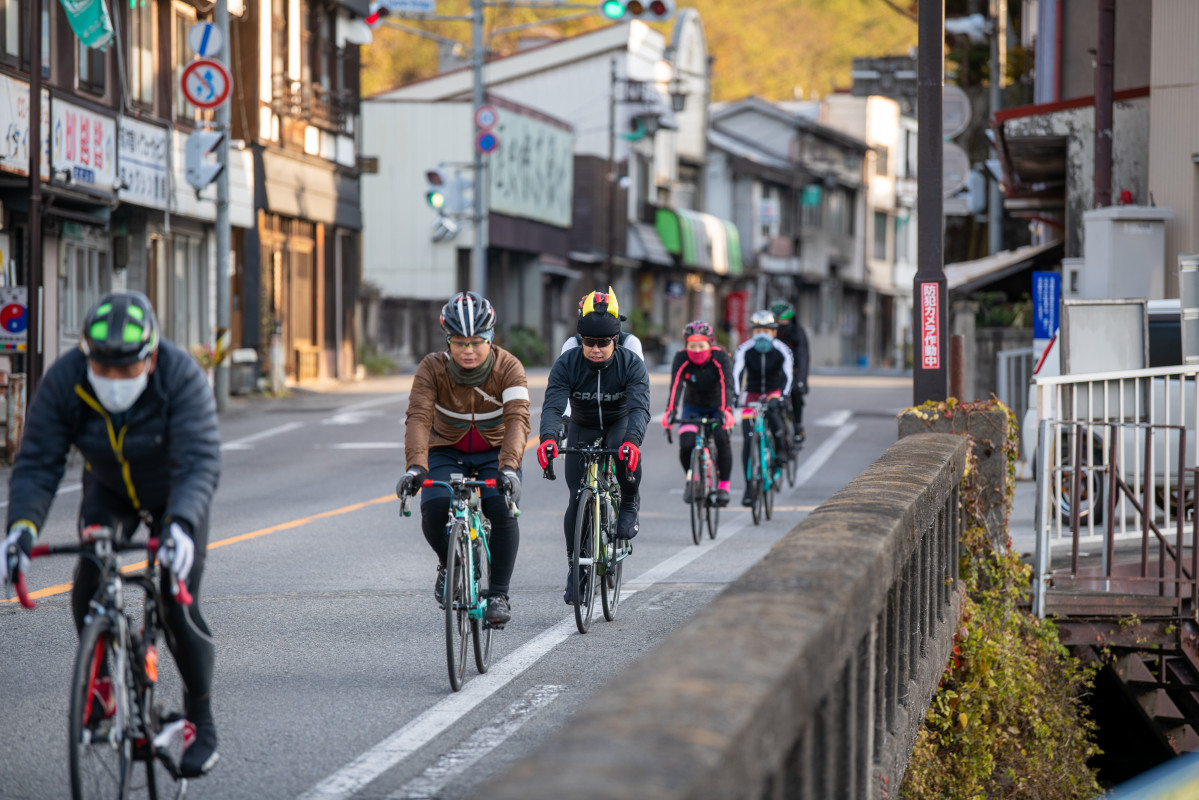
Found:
[484,620,506,630]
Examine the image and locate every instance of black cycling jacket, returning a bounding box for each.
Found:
[664,347,735,415]
[540,347,650,445]
[732,337,794,397]
[776,320,810,386]
[7,340,220,533]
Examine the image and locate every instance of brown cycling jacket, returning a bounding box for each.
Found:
[404,345,531,472]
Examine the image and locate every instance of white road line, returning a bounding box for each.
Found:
[387,686,564,800]
[221,422,304,451]
[0,482,81,510]
[813,409,853,427]
[297,423,857,800]
[333,395,409,414]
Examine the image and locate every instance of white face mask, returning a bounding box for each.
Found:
[87,363,150,413]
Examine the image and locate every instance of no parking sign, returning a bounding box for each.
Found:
[0,286,27,351]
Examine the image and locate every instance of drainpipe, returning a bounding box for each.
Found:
[27,0,43,392]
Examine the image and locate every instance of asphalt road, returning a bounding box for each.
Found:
[0,369,912,800]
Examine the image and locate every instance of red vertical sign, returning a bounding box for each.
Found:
[920,282,940,369]
[724,291,748,342]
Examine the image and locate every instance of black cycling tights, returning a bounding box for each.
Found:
[677,425,732,481]
[422,496,519,597]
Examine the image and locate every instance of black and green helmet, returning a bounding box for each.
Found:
[770,301,796,322]
[80,292,160,366]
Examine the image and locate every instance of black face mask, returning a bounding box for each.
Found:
[584,351,614,371]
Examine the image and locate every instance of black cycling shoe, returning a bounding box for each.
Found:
[180,717,219,778]
[433,565,447,608]
[682,482,694,504]
[484,594,511,626]
[714,488,730,507]
[617,507,639,539]
[795,429,806,444]
[563,565,576,605]
[741,490,754,507]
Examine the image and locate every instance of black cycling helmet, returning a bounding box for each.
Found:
[770,301,796,322]
[80,292,160,366]
[440,291,496,338]
[683,320,715,342]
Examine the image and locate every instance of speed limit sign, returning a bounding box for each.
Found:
[474,105,498,130]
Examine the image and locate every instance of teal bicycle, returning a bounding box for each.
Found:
[742,400,781,525]
[400,474,517,692]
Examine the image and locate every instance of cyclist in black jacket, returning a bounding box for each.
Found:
[538,289,650,605]
[732,309,794,506]
[660,320,736,507]
[3,292,221,778]
[771,300,810,444]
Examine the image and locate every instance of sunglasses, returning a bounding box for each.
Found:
[447,338,490,350]
[581,336,616,348]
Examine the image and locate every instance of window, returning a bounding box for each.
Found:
[129,0,155,106]
[0,0,23,62]
[59,240,107,349]
[77,40,107,95]
[873,211,888,260]
[875,145,889,177]
[895,214,911,263]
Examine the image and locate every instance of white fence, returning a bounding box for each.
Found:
[1032,365,1199,618]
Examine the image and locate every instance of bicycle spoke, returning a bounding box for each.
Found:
[445,528,470,691]
[70,617,134,800]
[572,488,596,633]
[472,530,493,674]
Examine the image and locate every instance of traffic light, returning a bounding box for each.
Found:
[425,166,473,216]
[365,1,390,26]
[599,0,675,22]
[185,129,224,193]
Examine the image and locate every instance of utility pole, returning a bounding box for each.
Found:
[606,57,617,286]
[215,0,232,411]
[1094,0,1115,208]
[27,1,43,392]
[914,0,947,403]
[471,0,487,296]
[988,0,1005,254]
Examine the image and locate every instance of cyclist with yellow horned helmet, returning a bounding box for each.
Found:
[538,288,650,605]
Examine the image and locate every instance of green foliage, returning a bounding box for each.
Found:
[358,342,398,376]
[501,325,547,366]
[361,0,919,102]
[973,291,1033,329]
[902,398,1103,800]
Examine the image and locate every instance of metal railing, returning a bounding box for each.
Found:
[489,434,968,800]
[270,76,355,133]
[996,346,1034,424]
[1032,365,1199,618]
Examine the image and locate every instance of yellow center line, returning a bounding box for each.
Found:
[7,437,544,605]
[4,494,398,604]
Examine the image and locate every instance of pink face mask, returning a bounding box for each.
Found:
[686,349,712,365]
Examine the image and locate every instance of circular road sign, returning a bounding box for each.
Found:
[180,58,232,110]
[474,105,498,130]
[187,21,223,57]
[476,131,499,154]
[943,142,971,197]
[942,84,971,139]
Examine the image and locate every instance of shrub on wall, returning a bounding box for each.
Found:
[901,398,1102,800]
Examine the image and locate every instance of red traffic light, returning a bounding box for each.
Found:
[649,0,667,14]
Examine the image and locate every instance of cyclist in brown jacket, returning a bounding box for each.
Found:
[397,292,530,625]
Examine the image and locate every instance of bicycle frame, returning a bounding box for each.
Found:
[743,402,778,493]
[424,475,495,623]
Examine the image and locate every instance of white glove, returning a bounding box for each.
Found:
[164,522,195,584]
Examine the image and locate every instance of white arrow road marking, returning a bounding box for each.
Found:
[297,422,856,800]
[387,685,564,800]
[813,409,852,427]
[221,422,304,451]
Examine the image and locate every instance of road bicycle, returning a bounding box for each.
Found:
[742,400,781,526]
[543,439,633,634]
[400,474,517,692]
[666,415,722,544]
[779,399,800,488]
[11,523,193,800]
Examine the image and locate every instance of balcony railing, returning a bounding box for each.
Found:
[271,76,356,133]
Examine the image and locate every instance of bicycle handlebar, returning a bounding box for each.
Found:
[10,534,192,609]
[397,477,520,518]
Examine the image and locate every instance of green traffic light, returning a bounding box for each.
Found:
[601,0,624,19]
[427,190,446,210]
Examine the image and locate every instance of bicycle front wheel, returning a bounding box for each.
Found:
[70,616,133,800]
[748,436,763,526]
[572,487,597,633]
[601,494,623,621]
[704,448,720,539]
[688,448,705,545]
[472,533,493,674]
[445,524,470,691]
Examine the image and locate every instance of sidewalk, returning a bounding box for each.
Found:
[1010,477,1037,559]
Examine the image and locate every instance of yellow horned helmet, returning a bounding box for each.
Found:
[580,287,619,319]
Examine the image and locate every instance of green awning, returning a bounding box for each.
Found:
[655,207,743,276]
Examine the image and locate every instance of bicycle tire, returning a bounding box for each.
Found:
[572,487,597,633]
[445,524,470,691]
[689,447,704,545]
[786,443,798,486]
[70,615,134,800]
[748,432,763,525]
[601,493,623,621]
[471,531,493,674]
[704,447,719,539]
[764,468,775,520]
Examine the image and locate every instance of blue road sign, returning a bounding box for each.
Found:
[1032,271,1060,340]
